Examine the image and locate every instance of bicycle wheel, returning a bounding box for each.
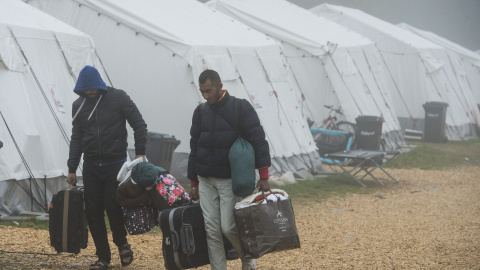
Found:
[317,133,345,147]
[315,133,349,155]
[335,121,357,147]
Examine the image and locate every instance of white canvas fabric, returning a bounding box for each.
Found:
[311,4,479,140]
[399,23,480,110]
[26,0,324,182]
[208,0,405,151]
[0,0,105,215]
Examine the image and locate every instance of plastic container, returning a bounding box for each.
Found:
[355,116,383,150]
[423,102,448,143]
[145,132,181,171]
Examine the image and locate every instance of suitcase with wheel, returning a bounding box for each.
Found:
[158,203,238,270]
[49,185,88,254]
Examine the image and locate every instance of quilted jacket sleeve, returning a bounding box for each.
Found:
[188,104,203,182]
[238,99,271,169]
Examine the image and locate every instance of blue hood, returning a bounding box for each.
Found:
[74,65,108,98]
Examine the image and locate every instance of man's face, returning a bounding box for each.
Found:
[84,89,100,99]
[199,79,222,105]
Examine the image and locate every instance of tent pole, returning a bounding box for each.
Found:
[353,48,403,149]
[94,48,114,88]
[8,26,71,146]
[223,50,289,174]
[53,33,77,83]
[44,176,47,210]
[0,111,47,211]
[255,50,315,172]
[419,53,462,139]
[278,47,315,118]
[30,177,32,211]
[360,48,404,149]
[443,53,478,127]
[325,53,362,114]
[376,46,414,128]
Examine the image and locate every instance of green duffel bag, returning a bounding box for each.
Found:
[229,136,256,197]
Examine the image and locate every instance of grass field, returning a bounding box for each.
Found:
[386,139,480,169]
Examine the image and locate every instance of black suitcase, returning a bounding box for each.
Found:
[49,185,88,254]
[159,203,238,270]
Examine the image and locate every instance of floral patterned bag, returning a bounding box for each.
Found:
[150,173,190,211]
[122,205,156,235]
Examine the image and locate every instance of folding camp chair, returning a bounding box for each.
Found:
[324,149,400,187]
[310,128,353,167]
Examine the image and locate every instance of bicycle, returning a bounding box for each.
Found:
[309,105,358,154]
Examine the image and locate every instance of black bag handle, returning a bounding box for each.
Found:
[180,224,195,255]
[262,191,282,214]
[170,229,180,251]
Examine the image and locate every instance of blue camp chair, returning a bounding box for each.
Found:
[310,128,353,165]
[312,128,401,187]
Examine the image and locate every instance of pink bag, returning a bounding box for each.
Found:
[150,173,190,211]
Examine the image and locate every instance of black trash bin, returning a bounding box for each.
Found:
[423,102,448,143]
[355,115,383,150]
[145,132,181,171]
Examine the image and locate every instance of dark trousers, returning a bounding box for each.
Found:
[83,161,127,263]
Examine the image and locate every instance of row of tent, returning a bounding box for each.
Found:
[1,0,479,216]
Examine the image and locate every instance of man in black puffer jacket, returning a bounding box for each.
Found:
[188,69,270,270]
[66,65,147,270]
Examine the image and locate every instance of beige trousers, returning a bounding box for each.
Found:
[198,176,243,270]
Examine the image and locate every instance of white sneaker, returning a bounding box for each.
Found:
[241,258,256,270]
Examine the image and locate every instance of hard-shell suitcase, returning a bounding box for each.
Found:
[49,185,88,254]
[159,203,238,270]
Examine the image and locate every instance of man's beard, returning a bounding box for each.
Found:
[86,93,99,99]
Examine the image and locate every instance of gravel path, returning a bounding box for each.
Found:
[1,166,479,269]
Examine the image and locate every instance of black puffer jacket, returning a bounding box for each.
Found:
[67,87,147,173]
[188,91,270,181]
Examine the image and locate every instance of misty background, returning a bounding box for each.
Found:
[200,0,480,52]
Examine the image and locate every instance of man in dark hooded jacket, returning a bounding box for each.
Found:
[66,65,147,270]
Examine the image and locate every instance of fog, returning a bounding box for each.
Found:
[200,0,480,51]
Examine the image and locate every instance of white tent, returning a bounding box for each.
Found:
[312,4,480,140]
[398,23,480,109]
[0,0,105,215]
[208,0,405,151]
[26,0,323,181]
